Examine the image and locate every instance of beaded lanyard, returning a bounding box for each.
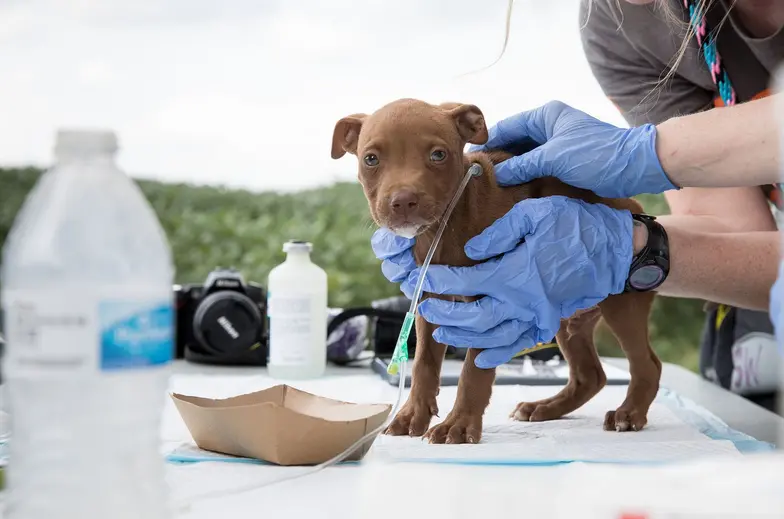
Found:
[683,0,737,105]
[683,0,784,208]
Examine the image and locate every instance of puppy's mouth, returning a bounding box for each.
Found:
[384,213,439,239]
[390,223,426,239]
[375,195,441,239]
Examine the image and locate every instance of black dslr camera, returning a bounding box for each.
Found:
[174,267,268,366]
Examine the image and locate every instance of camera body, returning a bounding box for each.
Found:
[174,267,268,366]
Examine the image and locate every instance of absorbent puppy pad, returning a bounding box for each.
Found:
[368,385,770,465]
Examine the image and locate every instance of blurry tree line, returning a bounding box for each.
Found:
[0,167,705,371]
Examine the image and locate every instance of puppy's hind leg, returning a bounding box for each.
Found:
[598,291,659,432]
[510,308,606,422]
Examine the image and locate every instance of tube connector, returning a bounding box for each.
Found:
[468,162,483,177]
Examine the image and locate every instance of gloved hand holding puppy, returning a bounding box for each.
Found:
[372,96,784,368]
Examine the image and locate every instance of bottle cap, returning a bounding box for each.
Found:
[283,240,312,253]
[55,129,118,157]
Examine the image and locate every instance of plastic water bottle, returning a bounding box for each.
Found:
[0,129,174,518]
[267,240,328,379]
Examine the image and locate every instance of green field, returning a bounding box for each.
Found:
[0,167,706,371]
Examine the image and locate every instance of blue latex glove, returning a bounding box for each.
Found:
[401,196,634,369]
[469,101,679,198]
[769,258,784,358]
[371,227,416,300]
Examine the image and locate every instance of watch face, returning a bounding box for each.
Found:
[630,265,664,290]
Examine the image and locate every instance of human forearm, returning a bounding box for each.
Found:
[632,215,781,310]
[656,94,781,189]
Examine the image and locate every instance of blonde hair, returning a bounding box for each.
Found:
[456,0,515,77]
[482,0,735,111]
[638,0,735,110]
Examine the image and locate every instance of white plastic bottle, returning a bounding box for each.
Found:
[0,129,174,518]
[267,240,328,379]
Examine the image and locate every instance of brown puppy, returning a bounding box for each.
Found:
[331,99,661,444]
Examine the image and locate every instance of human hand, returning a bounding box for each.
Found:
[402,196,634,368]
[371,227,417,299]
[469,101,678,198]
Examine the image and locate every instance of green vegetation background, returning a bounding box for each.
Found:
[0,167,705,371]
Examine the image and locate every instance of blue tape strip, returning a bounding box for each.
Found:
[165,448,360,466]
[164,448,672,468]
[654,386,776,453]
[383,458,677,467]
[166,453,269,465]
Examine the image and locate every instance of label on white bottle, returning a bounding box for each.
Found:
[267,293,314,366]
[1,289,174,379]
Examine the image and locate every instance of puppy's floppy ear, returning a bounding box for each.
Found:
[331,113,367,159]
[442,103,489,145]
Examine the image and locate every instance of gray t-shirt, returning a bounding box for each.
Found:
[579,0,783,404]
[580,0,784,222]
[579,0,784,126]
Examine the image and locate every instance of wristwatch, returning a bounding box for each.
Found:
[624,214,670,292]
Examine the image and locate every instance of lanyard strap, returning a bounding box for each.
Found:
[683,0,738,106]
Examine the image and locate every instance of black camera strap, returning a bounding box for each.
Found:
[326,307,407,336]
[326,306,417,366]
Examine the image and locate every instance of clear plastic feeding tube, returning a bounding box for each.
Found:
[175,163,483,513]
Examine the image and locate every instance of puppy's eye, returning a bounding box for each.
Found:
[430,150,447,162]
[364,154,379,167]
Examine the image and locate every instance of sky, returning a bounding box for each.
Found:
[0,0,627,193]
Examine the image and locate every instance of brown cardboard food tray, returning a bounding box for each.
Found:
[171,384,392,466]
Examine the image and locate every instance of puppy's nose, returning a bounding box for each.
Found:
[390,189,419,216]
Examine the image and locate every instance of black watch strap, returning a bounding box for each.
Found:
[624,214,670,293]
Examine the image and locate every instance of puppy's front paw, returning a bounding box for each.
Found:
[423,412,483,444]
[603,406,648,432]
[384,397,438,437]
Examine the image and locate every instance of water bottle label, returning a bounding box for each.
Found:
[1,290,173,378]
[268,294,313,366]
[99,299,174,370]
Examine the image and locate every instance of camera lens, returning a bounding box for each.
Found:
[192,291,263,355]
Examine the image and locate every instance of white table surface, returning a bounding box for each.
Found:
[167,358,784,519]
